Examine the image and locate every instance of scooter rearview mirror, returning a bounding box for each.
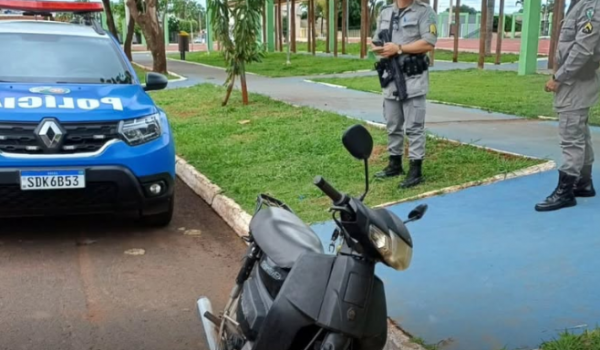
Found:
[342,124,373,161]
[408,204,428,221]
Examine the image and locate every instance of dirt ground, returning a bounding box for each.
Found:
[0,179,246,350]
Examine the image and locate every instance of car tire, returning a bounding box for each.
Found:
[141,195,174,227]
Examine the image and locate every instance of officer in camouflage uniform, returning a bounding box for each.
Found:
[372,0,438,189]
[535,0,600,211]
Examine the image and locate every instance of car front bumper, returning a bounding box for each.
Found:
[0,166,174,217]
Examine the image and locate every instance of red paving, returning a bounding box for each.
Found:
[425,36,550,55]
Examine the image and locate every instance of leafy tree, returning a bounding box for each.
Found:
[168,15,181,32]
[443,4,477,14]
[210,0,264,105]
[179,19,199,33]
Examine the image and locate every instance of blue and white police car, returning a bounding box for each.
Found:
[0,9,176,226]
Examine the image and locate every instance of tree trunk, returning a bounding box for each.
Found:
[485,0,494,55]
[333,0,338,56]
[311,0,317,54]
[495,0,504,65]
[126,0,168,73]
[478,0,487,68]
[453,1,460,62]
[124,14,136,61]
[341,0,346,54]
[101,0,120,40]
[308,0,312,52]
[222,75,236,106]
[325,0,330,53]
[291,0,296,52]
[278,1,283,50]
[240,65,249,105]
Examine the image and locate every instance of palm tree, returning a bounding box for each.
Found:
[210,0,264,105]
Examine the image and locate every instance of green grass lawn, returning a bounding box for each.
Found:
[412,330,600,350]
[540,330,600,350]
[152,83,541,223]
[313,70,600,125]
[133,65,178,83]
[296,40,521,63]
[168,51,374,77]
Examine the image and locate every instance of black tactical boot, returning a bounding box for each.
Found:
[574,165,596,197]
[535,171,578,212]
[375,155,404,179]
[400,160,423,189]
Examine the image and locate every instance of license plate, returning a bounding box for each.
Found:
[20,170,85,191]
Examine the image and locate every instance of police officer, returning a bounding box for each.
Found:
[535,0,600,212]
[372,0,438,189]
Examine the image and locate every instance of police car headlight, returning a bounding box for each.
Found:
[118,114,162,146]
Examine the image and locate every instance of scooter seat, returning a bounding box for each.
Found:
[250,207,324,269]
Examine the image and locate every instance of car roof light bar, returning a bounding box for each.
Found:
[0,0,104,13]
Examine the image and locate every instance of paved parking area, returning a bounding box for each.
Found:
[0,180,246,350]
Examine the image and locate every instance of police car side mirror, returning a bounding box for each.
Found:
[144,72,168,91]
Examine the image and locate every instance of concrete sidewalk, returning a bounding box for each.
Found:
[138,53,600,350]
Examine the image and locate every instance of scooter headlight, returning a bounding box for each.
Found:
[369,225,412,271]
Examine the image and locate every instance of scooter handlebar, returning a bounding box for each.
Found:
[313,176,343,204]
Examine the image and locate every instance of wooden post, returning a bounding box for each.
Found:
[308,0,312,52]
[365,0,369,49]
[342,0,347,54]
[311,0,317,54]
[361,0,368,58]
[477,0,487,69]
[333,0,338,56]
[291,0,296,52]
[548,0,565,70]
[277,0,283,51]
[495,0,505,65]
[326,0,330,53]
[452,0,460,62]
[360,0,365,58]
[430,0,438,66]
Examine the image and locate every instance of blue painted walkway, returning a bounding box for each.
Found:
[313,168,600,350]
[138,54,600,350]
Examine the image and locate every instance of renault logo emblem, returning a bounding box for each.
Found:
[34,118,65,151]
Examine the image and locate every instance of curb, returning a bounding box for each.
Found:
[166,58,259,76]
[131,62,188,83]
[175,156,251,239]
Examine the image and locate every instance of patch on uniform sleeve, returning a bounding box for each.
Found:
[430,24,437,36]
[586,8,595,20]
[583,21,594,34]
[429,12,437,22]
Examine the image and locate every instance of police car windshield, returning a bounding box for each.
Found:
[0,33,134,84]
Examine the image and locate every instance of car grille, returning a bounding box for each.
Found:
[0,183,119,214]
[0,121,120,155]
